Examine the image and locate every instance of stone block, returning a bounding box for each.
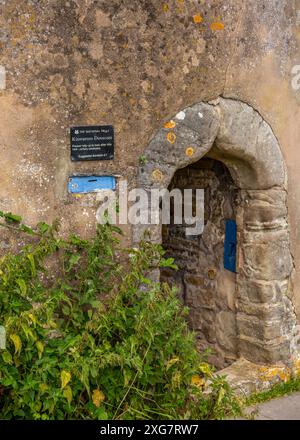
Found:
[184,274,205,287]
[239,233,292,281]
[241,188,288,231]
[237,300,289,321]
[239,336,294,364]
[215,311,238,354]
[185,286,215,309]
[237,314,295,342]
[237,278,288,304]
[201,319,217,344]
[187,308,203,331]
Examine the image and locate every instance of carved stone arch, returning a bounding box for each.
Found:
[134,97,297,367]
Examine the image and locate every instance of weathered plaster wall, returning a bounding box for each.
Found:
[1,0,300,318]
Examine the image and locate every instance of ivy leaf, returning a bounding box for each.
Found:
[39,383,49,393]
[2,351,12,364]
[27,254,36,277]
[160,257,178,269]
[70,235,89,247]
[110,225,123,235]
[66,254,81,272]
[63,386,73,404]
[20,224,35,235]
[28,313,37,325]
[37,222,51,234]
[217,387,226,405]
[20,323,35,341]
[166,357,180,370]
[36,341,44,359]
[95,407,109,420]
[4,212,22,224]
[10,334,22,355]
[61,370,71,389]
[16,279,27,296]
[92,389,105,408]
[198,362,214,378]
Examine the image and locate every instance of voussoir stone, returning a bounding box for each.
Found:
[212,98,286,189]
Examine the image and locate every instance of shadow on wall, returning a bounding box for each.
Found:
[161,158,239,370]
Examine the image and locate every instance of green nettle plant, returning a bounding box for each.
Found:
[0,211,240,420]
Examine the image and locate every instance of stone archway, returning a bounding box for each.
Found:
[133,97,298,367]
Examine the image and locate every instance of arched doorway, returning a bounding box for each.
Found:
[161,158,238,369]
[133,97,297,367]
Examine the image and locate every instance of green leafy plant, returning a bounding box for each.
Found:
[245,376,300,408]
[0,213,240,420]
[139,155,148,165]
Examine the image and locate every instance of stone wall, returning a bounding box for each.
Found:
[236,188,298,364]
[1,0,300,336]
[161,158,239,369]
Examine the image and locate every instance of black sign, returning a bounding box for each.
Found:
[71,125,114,161]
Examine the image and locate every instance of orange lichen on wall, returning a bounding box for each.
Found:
[164,120,176,129]
[193,14,203,24]
[152,169,164,182]
[166,132,177,144]
[185,147,194,157]
[210,22,225,31]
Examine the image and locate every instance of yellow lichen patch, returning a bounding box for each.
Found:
[259,366,291,383]
[167,132,177,144]
[152,169,164,182]
[210,22,225,31]
[193,14,203,24]
[185,147,195,157]
[163,4,169,13]
[191,375,206,388]
[293,359,300,377]
[164,120,176,129]
[279,370,291,382]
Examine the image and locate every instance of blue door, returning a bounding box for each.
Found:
[224,219,237,273]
